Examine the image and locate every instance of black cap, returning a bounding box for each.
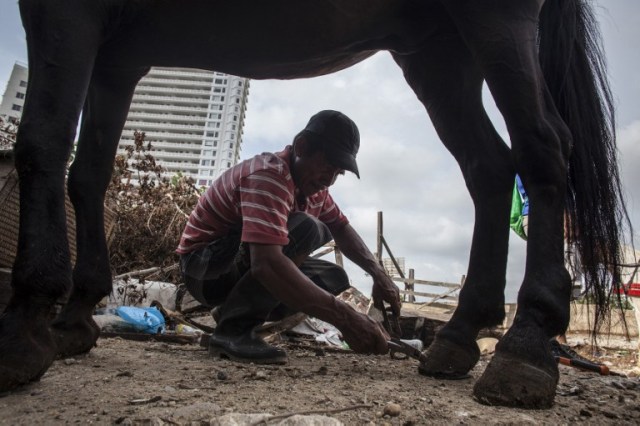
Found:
[301,110,360,178]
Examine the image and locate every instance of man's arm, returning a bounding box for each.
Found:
[331,223,401,315]
[249,243,389,354]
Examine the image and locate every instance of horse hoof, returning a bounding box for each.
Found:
[418,336,479,379]
[52,316,100,358]
[0,311,56,392]
[473,350,558,409]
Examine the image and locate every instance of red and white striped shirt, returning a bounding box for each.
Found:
[176,146,349,254]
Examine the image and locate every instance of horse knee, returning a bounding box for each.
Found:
[14,121,74,177]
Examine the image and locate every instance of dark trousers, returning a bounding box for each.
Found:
[180,212,350,331]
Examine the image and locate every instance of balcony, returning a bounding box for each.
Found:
[135,85,211,98]
[126,111,206,125]
[146,68,215,81]
[131,94,210,107]
[139,77,213,89]
[124,120,204,132]
[120,129,203,142]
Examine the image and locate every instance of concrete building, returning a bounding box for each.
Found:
[117,67,250,186]
[0,61,28,121]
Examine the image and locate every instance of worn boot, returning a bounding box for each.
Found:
[209,273,287,364]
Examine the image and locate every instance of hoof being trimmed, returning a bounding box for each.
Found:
[473,351,558,409]
[418,336,479,379]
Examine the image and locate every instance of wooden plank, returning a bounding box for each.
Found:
[381,235,406,279]
[399,289,458,301]
[311,247,334,258]
[391,276,461,290]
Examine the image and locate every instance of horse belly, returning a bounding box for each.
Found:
[95,0,443,78]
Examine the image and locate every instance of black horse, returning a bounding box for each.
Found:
[0,0,628,408]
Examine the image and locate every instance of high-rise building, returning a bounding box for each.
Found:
[117,67,250,185]
[0,61,28,121]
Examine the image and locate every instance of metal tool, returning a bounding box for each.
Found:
[379,302,402,338]
[388,338,427,363]
[555,356,625,376]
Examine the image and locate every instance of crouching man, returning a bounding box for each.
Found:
[177,110,401,364]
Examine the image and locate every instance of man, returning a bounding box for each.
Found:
[177,110,401,364]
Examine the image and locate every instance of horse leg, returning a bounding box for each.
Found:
[393,29,513,379]
[0,0,102,391]
[441,0,573,408]
[52,66,146,357]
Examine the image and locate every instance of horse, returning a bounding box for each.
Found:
[0,0,628,409]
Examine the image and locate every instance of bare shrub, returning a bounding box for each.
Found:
[106,131,201,282]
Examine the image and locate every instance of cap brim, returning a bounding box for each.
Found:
[328,151,360,179]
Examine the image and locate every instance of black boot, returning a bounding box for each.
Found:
[209,273,287,364]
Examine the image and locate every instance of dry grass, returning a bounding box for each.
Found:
[106,131,201,283]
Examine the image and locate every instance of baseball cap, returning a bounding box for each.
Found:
[301,110,360,178]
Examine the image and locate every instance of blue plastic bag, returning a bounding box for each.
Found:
[115,306,165,334]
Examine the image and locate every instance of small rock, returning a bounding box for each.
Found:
[253,370,268,380]
[217,370,229,380]
[316,366,328,376]
[64,358,76,366]
[579,409,592,417]
[383,402,401,417]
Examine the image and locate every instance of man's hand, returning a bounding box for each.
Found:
[329,224,402,316]
[371,271,402,316]
[339,311,389,354]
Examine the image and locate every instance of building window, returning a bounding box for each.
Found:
[203,150,213,156]
[228,152,232,159]
[213,141,218,147]
[11,104,21,111]
[206,131,214,137]
[204,141,213,146]
[235,98,240,104]
[214,78,224,84]
[227,162,231,168]
[19,80,27,87]
[198,179,207,186]
[16,92,25,99]
[201,160,210,166]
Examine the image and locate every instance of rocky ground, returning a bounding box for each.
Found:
[0,332,639,425]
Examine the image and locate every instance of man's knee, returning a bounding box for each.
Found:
[284,212,332,258]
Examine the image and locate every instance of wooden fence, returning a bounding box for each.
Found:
[313,211,463,311]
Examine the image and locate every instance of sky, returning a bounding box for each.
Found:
[1,1,639,303]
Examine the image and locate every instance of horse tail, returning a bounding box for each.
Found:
[538,0,632,333]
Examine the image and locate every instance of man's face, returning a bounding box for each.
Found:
[293,148,345,197]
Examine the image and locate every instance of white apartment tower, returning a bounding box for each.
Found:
[0,61,28,121]
[118,67,249,186]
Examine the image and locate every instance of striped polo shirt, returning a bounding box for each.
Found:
[176,145,349,254]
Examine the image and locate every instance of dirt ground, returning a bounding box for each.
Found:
[1,331,639,425]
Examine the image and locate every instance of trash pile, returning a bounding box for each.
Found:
[93,278,372,350]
